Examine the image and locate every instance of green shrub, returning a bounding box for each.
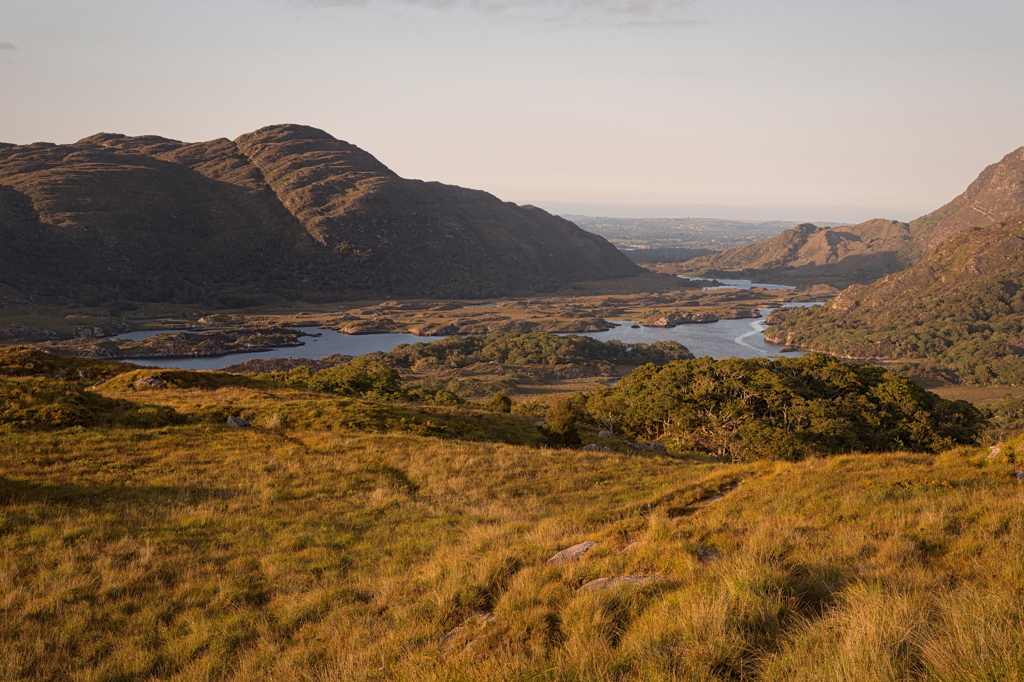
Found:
[485,392,513,413]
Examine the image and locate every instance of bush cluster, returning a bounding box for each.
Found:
[386,332,692,369]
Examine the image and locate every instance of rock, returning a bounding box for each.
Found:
[77,370,89,380]
[1016,472,1024,482]
[583,444,600,451]
[989,444,1004,460]
[54,369,69,379]
[546,541,600,565]
[577,575,667,593]
[696,548,721,564]
[440,611,496,655]
[226,415,252,428]
[645,311,719,328]
[598,430,614,438]
[132,376,167,389]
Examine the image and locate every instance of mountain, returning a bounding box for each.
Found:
[765,213,1024,384]
[0,124,641,304]
[677,146,1024,287]
[675,219,912,286]
[907,146,1024,255]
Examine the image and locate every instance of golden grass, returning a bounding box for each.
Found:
[1,381,1022,681]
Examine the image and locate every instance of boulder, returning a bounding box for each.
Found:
[133,376,167,389]
[577,575,667,593]
[226,415,252,428]
[546,541,600,565]
[598,430,614,438]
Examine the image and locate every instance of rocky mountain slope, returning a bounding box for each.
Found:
[765,213,1024,384]
[907,146,1024,256]
[0,124,641,304]
[678,146,1024,286]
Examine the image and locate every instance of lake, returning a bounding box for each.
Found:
[121,302,823,370]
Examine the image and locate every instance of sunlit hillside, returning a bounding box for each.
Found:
[1,351,1022,682]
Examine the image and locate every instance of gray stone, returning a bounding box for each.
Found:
[133,376,166,389]
[226,415,252,428]
[598,430,614,438]
[583,443,600,451]
[546,541,600,565]
[1015,471,1024,482]
[577,575,667,593]
[696,547,721,564]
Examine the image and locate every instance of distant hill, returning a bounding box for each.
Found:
[674,219,913,287]
[0,124,641,305]
[765,213,1024,384]
[675,147,1024,287]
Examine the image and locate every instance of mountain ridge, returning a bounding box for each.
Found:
[0,124,642,304]
[676,146,1024,287]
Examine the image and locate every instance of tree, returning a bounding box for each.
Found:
[484,392,513,413]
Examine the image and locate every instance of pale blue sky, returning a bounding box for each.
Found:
[2,0,1022,222]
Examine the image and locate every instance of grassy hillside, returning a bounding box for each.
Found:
[0,352,1022,681]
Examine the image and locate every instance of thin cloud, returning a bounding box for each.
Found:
[302,0,702,27]
[0,42,17,50]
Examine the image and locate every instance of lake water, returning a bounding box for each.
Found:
[570,303,820,359]
[121,301,823,370]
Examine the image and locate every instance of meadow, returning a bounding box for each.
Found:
[1,358,1022,681]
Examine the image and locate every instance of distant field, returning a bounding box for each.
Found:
[565,215,845,251]
[931,384,1024,405]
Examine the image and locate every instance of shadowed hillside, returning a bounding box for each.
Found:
[0,125,641,304]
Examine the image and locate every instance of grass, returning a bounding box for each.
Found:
[1,372,1023,681]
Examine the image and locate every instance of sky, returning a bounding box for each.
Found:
[2,0,1023,223]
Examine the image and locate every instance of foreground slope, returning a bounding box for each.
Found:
[678,146,1024,286]
[0,125,640,303]
[0,361,1020,681]
[766,214,1024,384]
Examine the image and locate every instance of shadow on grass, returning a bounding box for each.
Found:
[0,476,236,508]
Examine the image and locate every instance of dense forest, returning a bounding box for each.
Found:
[581,354,984,459]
